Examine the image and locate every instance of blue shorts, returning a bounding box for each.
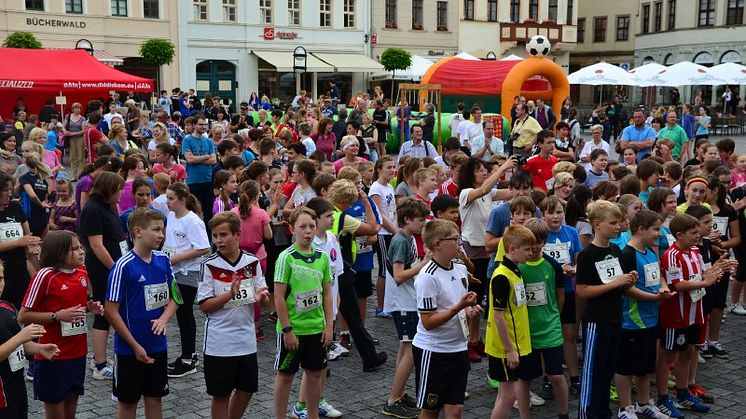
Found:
[33,357,86,403]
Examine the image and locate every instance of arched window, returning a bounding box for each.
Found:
[664,53,674,65]
[642,56,655,65]
[720,50,742,64]
[693,51,714,67]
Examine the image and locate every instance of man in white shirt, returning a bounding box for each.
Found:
[469,120,504,162]
[459,105,484,151]
[449,103,465,137]
[103,101,124,127]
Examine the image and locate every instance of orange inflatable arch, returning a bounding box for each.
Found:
[500,57,570,127]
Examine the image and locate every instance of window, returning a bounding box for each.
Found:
[287,0,300,25]
[488,0,497,21]
[260,0,272,24]
[143,0,158,18]
[548,0,558,22]
[412,0,423,29]
[344,0,355,28]
[567,0,574,24]
[437,1,448,30]
[593,16,607,42]
[727,0,744,25]
[464,0,474,20]
[654,2,662,32]
[66,0,83,14]
[111,0,127,16]
[699,0,715,26]
[667,0,676,30]
[319,0,331,27]
[25,0,44,11]
[577,17,585,42]
[222,0,236,21]
[616,15,630,40]
[641,4,650,33]
[529,0,539,20]
[385,0,397,28]
[510,0,520,22]
[193,0,207,20]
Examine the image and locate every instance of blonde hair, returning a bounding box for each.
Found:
[422,219,458,250]
[587,199,623,223]
[590,124,604,133]
[108,123,127,140]
[152,173,170,193]
[552,161,576,176]
[337,167,361,182]
[22,141,44,156]
[29,127,46,144]
[502,225,536,249]
[25,152,52,179]
[150,122,170,140]
[413,167,437,188]
[553,172,575,189]
[328,179,358,207]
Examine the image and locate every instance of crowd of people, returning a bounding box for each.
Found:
[0,88,745,419]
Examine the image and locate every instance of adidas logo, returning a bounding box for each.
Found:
[219,272,228,278]
[60,284,68,290]
[138,276,146,282]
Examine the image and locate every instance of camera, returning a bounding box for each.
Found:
[513,154,527,166]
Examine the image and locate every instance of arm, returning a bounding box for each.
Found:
[576,273,635,299]
[105,301,153,363]
[263,222,273,240]
[88,235,115,269]
[170,248,210,266]
[464,159,513,205]
[183,151,214,164]
[485,232,501,253]
[79,191,90,212]
[355,194,381,236]
[393,257,431,285]
[273,282,298,350]
[370,194,397,234]
[721,218,741,249]
[419,291,475,331]
[0,324,48,362]
[22,183,47,208]
[321,282,333,346]
[494,310,518,361]
[282,193,296,219]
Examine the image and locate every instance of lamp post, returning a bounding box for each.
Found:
[75,39,94,56]
[293,46,307,94]
[485,51,497,60]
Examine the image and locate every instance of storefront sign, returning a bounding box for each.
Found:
[0,80,34,89]
[277,31,299,40]
[263,27,299,40]
[263,27,275,40]
[26,17,86,28]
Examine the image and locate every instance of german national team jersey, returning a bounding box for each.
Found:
[413,260,470,353]
[274,243,332,336]
[197,251,266,357]
[660,243,705,328]
[107,250,181,355]
[486,258,532,357]
[22,267,89,360]
[518,257,564,349]
[619,246,661,329]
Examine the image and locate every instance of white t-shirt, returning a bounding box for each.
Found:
[456,119,472,145]
[368,181,396,235]
[459,188,498,246]
[152,194,168,216]
[165,211,210,274]
[579,140,610,171]
[313,232,343,318]
[459,121,483,146]
[148,137,177,150]
[449,114,465,137]
[300,136,316,157]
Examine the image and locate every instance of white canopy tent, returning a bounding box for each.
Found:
[499,54,524,61]
[454,51,479,60]
[636,61,727,86]
[369,54,434,81]
[568,62,636,86]
[627,62,666,87]
[707,62,746,85]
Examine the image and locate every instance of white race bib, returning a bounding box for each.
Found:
[643,262,661,288]
[161,245,175,257]
[388,206,396,223]
[545,178,555,191]
[595,258,623,284]
[457,309,470,339]
[525,283,547,306]
[8,345,27,372]
[143,283,169,311]
[514,282,528,307]
[221,280,256,309]
[61,317,87,337]
[119,240,129,256]
[688,273,706,303]
[713,216,729,236]
[543,242,570,264]
[356,236,372,254]
[294,289,321,313]
[0,222,22,242]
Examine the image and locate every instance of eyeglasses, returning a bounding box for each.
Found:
[441,236,462,245]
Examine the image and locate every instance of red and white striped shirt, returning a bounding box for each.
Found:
[659,244,705,328]
[439,178,458,198]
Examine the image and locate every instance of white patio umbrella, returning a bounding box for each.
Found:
[627,62,666,87]
[638,61,727,86]
[707,62,746,84]
[567,62,636,86]
[499,54,524,61]
[454,51,479,60]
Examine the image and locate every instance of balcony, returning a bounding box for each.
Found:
[500,20,567,43]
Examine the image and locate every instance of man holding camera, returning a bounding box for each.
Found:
[510,103,542,158]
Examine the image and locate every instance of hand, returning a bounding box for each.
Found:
[459,291,477,309]
[708,231,721,241]
[20,235,41,247]
[614,272,636,289]
[357,188,367,202]
[42,201,54,209]
[86,300,104,316]
[151,317,168,335]
[256,286,270,304]
[467,305,483,319]
[562,263,576,275]
[230,276,241,297]
[703,267,723,285]
[56,305,86,322]
[134,344,154,364]
[500,156,516,171]
[37,343,60,360]
[17,323,45,343]
[732,197,746,211]
[658,287,676,300]
[320,326,333,348]
[283,331,299,351]
[506,350,520,369]
[272,187,283,202]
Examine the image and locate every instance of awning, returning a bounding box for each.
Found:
[252,49,333,72]
[311,52,383,73]
[93,50,124,67]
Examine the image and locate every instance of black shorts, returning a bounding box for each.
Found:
[660,325,703,351]
[0,397,27,419]
[204,353,258,396]
[412,346,469,410]
[560,291,577,324]
[274,333,328,374]
[354,269,373,299]
[376,234,393,279]
[616,327,658,376]
[392,311,418,342]
[488,354,531,382]
[520,345,564,380]
[112,351,169,404]
[33,357,85,403]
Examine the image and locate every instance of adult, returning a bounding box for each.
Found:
[0,133,21,176]
[229,102,255,133]
[102,101,123,128]
[681,104,697,142]
[315,118,337,161]
[334,137,366,174]
[459,105,484,151]
[469,120,504,162]
[147,122,176,161]
[510,103,542,157]
[346,99,367,126]
[564,108,581,145]
[108,123,139,156]
[618,110,656,162]
[419,104,436,144]
[696,106,711,140]
[398,125,437,159]
[578,125,610,171]
[606,95,624,140]
[552,121,576,162]
[64,102,87,179]
[182,116,217,224]
[372,99,389,158]
[534,97,557,130]
[722,87,733,115]
[657,111,689,162]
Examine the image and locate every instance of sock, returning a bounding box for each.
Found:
[570,376,579,384]
[95,362,107,370]
[558,414,569,419]
[295,402,306,410]
[676,388,688,399]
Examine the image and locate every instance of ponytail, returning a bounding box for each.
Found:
[26,153,52,179]
[185,194,202,217]
[167,182,203,218]
[214,170,234,211]
[238,180,261,219]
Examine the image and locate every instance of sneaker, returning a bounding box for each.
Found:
[291,404,308,419]
[168,354,200,368]
[338,333,352,350]
[732,303,746,315]
[539,378,554,400]
[24,364,34,382]
[569,382,581,397]
[657,395,684,419]
[697,352,706,364]
[363,351,387,372]
[724,303,735,314]
[381,399,419,419]
[710,342,728,358]
[318,399,343,418]
[618,405,639,419]
[400,393,418,409]
[375,308,393,319]
[167,359,197,378]
[328,342,349,361]
[529,391,546,406]
[636,400,672,419]
[467,341,481,363]
[90,357,114,370]
[675,392,710,412]
[701,345,714,359]
[610,385,619,402]
[487,373,501,389]
[372,337,381,345]
[91,364,114,380]
[688,384,714,404]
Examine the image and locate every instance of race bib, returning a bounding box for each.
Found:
[543,242,570,264]
[0,222,22,242]
[143,283,169,311]
[595,258,623,284]
[388,206,396,223]
[666,234,676,247]
[525,283,547,306]
[666,266,683,283]
[221,280,256,309]
[294,289,321,313]
[8,345,27,372]
[713,216,728,236]
[457,309,470,339]
[161,245,175,257]
[545,178,555,191]
[514,282,528,307]
[119,240,129,256]
[643,262,661,288]
[61,317,87,337]
[356,236,372,254]
[689,273,705,302]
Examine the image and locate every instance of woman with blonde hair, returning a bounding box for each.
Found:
[108,123,139,156]
[550,171,576,201]
[147,122,175,161]
[29,127,62,180]
[209,124,224,147]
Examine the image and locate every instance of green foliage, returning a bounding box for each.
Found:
[380,48,412,72]
[2,31,42,49]
[138,39,175,66]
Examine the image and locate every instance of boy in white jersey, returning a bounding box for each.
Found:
[197,212,270,419]
[413,219,482,419]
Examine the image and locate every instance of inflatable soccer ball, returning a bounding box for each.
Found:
[526,35,551,57]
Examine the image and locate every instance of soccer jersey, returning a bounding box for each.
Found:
[345,197,380,272]
[485,258,531,357]
[546,225,582,293]
[576,243,624,324]
[439,178,458,199]
[313,232,343,318]
[659,243,705,328]
[518,257,564,349]
[619,246,661,329]
[524,154,558,191]
[0,301,25,409]
[413,260,470,353]
[22,267,89,360]
[107,250,181,355]
[274,243,332,336]
[197,251,266,357]
[384,231,419,312]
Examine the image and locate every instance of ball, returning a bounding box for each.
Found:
[526,35,551,57]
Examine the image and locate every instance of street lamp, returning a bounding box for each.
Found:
[75,39,94,56]
[485,51,497,60]
[293,46,307,73]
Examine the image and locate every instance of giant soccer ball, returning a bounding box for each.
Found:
[526,35,551,57]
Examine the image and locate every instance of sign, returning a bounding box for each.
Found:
[277,31,299,40]
[55,96,67,105]
[619,62,631,71]
[263,27,274,40]
[26,17,86,28]
[371,33,378,44]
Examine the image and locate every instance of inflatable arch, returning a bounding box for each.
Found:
[500,57,570,128]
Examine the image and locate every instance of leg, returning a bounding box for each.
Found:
[228,390,253,419]
[142,397,163,419]
[731,279,744,305]
[491,380,516,419]
[387,342,414,405]
[636,375,652,407]
[44,402,65,419]
[211,395,230,419]
[549,374,569,415]
[297,365,328,405]
[562,323,579,379]
[358,297,367,322]
[687,345,698,386]
[515,379,531,419]
[117,402,138,419]
[655,348,676,397]
[419,409,440,419]
[63,393,79,419]
[302,369,322,419]
[674,347,690,390]
[175,282,198,361]
[338,281,379,367]
[709,308,724,342]
[442,404,464,419]
[92,328,109,365]
[273,372,295,419]
[615,374,633,409]
[376,275,385,311]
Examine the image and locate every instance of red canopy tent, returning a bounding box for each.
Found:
[0,48,154,119]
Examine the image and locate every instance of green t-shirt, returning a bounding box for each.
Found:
[518,257,564,349]
[274,243,332,335]
[658,124,688,159]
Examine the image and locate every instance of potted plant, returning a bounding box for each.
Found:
[437,25,448,32]
[385,21,397,29]
[412,22,424,30]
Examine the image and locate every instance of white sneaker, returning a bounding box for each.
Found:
[328,342,348,361]
[618,405,639,419]
[90,357,113,370]
[724,303,735,314]
[529,391,546,406]
[318,399,343,418]
[92,364,114,380]
[636,400,672,419]
[732,304,746,315]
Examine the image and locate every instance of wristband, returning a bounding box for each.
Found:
[282,326,293,334]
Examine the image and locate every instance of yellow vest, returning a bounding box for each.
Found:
[485,261,532,358]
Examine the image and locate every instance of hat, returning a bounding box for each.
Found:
[340,136,359,151]
[240,102,249,109]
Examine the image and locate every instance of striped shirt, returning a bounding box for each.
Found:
[659,243,704,328]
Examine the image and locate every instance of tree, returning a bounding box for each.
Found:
[380,48,412,100]
[3,31,42,49]
[139,39,175,91]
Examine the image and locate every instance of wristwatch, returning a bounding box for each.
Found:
[282,326,293,334]
[51,311,58,322]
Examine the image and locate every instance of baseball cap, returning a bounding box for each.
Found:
[240,102,249,109]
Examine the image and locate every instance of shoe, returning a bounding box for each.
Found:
[291,404,308,419]
[724,303,734,314]
[657,395,684,419]
[610,385,619,402]
[318,399,342,418]
[338,333,352,350]
[689,384,714,404]
[372,337,381,345]
[675,392,710,412]
[268,311,278,322]
[363,352,387,372]
[474,339,486,357]
[400,393,418,409]
[168,354,199,368]
[375,308,393,319]
[710,342,728,358]
[487,373,501,389]
[24,364,33,382]
[381,399,419,419]
[92,364,114,380]
[618,405,639,419]
[328,342,349,361]
[256,326,265,341]
[636,400,672,419]
[569,382,581,397]
[167,359,197,378]
[464,391,469,399]
[732,303,746,315]
[697,352,706,364]
[90,357,114,370]
[539,378,554,400]
[701,345,714,359]
[529,391,545,406]
[467,341,481,363]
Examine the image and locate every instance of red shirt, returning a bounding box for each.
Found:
[523,154,558,191]
[153,163,187,183]
[22,267,89,360]
[84,126,106,164]
[282,181,298,199]
[660,244,705,328]
[439,178,458,198]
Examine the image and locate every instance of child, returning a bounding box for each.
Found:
[382,198,431,419]
[213,169,238,214]
[729,153,746,189]
[118,156,146,214]
[576,200,637,419]
[413,167,438,210]
[358,160,375,195]
[197,212,270,419]
[151,172,170,216]
[676,176,710,213]
[49,178,78,232]
[486,225,535,419]
[616,210,674,419]
[584,149,610,189]
[412,219,481,419]
[429,165,446,202]
[283,159,317,218]
[432,194,475,273]
[152,143,186,184]
[105,208,182,419]
[369,156,398,318]
[609,202,632,250]
[19,231,104,419]
[523,130,558,192]
[19,152,53,237]
[492,196,536,267]
[622,147,637,171]
[273,207,334,419]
